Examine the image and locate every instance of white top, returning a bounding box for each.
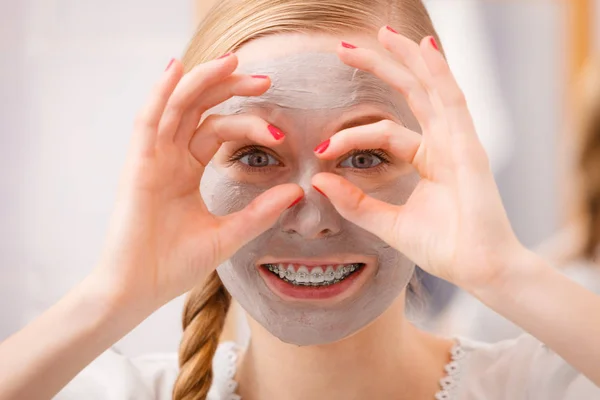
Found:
[55,335,598,400]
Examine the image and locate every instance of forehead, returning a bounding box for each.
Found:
[220,52,401,115]
[214,33,411,125]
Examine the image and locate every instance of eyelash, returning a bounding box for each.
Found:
[227,145,281,174]
[226,146,392,174]
[339,149,391,174]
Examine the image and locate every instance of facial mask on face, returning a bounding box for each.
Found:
[201,53,419,345]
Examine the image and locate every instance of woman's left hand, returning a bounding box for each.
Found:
[312,27,526,291]
[318,28,600,385]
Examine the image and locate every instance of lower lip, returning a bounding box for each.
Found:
[258,265,367,300]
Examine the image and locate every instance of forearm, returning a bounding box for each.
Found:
[470,250,600,385]
[0,271,151,400]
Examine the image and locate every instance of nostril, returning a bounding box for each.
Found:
[319,228,334,237]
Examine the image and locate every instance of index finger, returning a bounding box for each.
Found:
[314,119,422,166]
[188,114,286,167]
[311,172,401,247]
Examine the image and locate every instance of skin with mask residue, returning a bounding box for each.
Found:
[201,52,420,345]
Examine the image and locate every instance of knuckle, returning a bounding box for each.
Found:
[449,90,468,107]
[133,112,153,130]
[378,119,396,133]
[202,113,221,128]
[200,114,223,138]
[361,51,379,71]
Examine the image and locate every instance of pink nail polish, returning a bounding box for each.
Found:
[251,75,269,79]
[287,196,303,209]
[267,125,285,140]
[314,139,330,154]
[386,25,398,34]
[165,58,175,71]
[341,41,357,49]
[217,52,232,60]
[313,185,328,199]
[430,37,439,51]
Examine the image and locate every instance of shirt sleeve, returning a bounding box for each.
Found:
[459,335,600,400]
[54,348,179,400]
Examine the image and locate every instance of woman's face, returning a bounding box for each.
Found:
[201,33,420,345]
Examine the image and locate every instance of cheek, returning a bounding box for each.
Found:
[201,165,267,216]
[362,170,420,205]
[343,165,419,201]
[225,166,292,188]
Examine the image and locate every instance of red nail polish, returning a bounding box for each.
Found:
[287,196,303,209]
[251,75,269,79]
[341,41,357,49]
[268,125,285,140]
[430,37,439,51]
[217,52,232,60]
[165,58,175,71]
[386,25,398,34]
[313,185,328,198]
[314,139,330,154]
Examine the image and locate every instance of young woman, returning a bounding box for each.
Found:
[1,1,599,399]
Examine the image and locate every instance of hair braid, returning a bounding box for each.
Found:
[172,271,231,400]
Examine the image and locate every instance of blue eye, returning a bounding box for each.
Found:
[339,152,383,169]
[239,151,279,167]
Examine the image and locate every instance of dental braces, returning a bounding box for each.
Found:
[264,263,364,286]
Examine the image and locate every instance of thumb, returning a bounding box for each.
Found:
[312,173,400,246]
[216,184,304,256]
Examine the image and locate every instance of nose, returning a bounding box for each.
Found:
[280,187,342,239]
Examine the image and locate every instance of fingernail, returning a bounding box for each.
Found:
[313,185,328,198]
[217,52,232,60]
[341,41,357,49]
[165,58,175,71]
[251,75,269,79]
[314,139,330,154]
[268,124,285,140]
[287,196,304,209]
[386,25,398,34]
[430,37,439,51]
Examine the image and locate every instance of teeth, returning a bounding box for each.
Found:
[324,266,335,282]
[296,266,309,284]
[286,264,295,280]
[310,267,324,284]
[334,265,344,280]
[265,263,363,286]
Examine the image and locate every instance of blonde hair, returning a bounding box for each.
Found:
[173,1,441,399]
[576,57,600,260]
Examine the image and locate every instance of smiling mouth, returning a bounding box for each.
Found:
[261,263,366,287]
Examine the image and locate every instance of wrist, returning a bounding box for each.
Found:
[79,268,155,332]
[467,246,548,305]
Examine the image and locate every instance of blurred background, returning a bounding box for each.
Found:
[1,0,598,356]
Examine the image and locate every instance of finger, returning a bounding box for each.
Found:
[377,27,446,113]
[378,27,436,91]
[217,184,304,256]
[157,53,238,143]
[315,119,422,165]
[173,74,271,147]
[419,36,477,138]
[337,41,437,130]
[419,36,490,168]
[189,114,286,167]
[311,173,400,246]
[131,58,183,155]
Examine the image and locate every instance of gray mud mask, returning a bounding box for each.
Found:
[201,53,419,345]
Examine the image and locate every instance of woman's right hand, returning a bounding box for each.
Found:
[95,54,302,310]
